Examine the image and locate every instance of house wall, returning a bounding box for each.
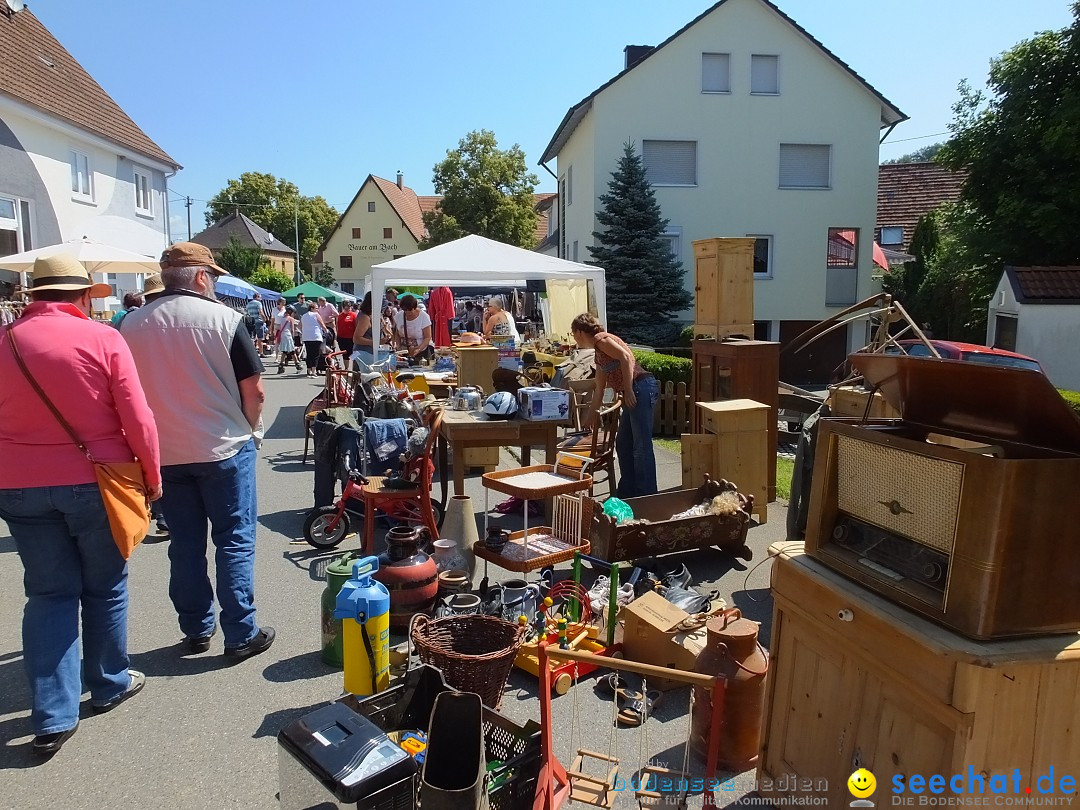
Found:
[556,0,885,356]
[987,274,1080,390]
[0,96,172,306]
[321,180,421,297]
[558,111,596,264]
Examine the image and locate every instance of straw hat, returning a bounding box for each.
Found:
[29,253,112,298]
[142,273,165,296]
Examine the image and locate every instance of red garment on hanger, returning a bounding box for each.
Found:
[428,286,455,347]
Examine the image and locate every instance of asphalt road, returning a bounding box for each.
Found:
[0,368,788,809]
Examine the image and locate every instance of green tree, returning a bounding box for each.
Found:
[881,214,939,314]
[249,265,293,293]
[205,172,339,275]
[420,130,539,248]
[938,5,1080,266]
[588,141,692,345]
[312,264,336,287]
[217,236,263,279]
[881,143,944,164]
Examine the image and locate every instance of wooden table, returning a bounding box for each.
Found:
[423,373,456,399]
[437,409,570,500]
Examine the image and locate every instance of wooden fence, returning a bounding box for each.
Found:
[652,380,692,436]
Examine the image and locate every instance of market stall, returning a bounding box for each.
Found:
[370,234,607,332]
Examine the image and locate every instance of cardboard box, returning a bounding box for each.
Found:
[518,387,571,421]
[619,591,704,689]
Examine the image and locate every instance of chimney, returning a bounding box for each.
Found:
[624,45,653,70]
[396,171,404,190]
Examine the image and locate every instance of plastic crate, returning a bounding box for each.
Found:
[342,665,541,810]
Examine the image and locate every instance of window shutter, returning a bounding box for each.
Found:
[642,140,697,185]
[779,144,830,188]
[751,54,779,94]
[701,53,730,92]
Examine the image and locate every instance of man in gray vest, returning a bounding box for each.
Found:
[121,242,274,660]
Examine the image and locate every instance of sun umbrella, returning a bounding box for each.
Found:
[0,236,160,274]
[214,274,258,299]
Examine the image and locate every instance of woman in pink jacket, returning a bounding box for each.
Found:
[0,255,161,758]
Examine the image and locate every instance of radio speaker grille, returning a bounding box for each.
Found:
[836,435,963,552]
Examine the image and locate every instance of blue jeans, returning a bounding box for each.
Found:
[159,439,260,648]
[616,375,660,498]
[0,484,130,735]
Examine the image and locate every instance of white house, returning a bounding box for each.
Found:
[0,3,180,306]
[987,266,1080,391]
[539,0,906,382]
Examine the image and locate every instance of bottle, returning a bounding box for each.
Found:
[320,551,358,668]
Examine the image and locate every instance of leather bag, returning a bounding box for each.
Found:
[7,326,150,558]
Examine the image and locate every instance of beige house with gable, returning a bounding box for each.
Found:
[540,0,906,382]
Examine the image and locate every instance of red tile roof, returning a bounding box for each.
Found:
[877,162,965,250]
[372,176,426,242]
[0,8,178,168]
[1007,266,1080,303]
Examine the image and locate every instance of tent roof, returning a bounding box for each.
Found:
[280,280,351,303]
[372,234,601,284]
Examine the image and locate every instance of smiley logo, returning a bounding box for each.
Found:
[848,769,877,799]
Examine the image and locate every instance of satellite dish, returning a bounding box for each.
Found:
[5,0,26,12]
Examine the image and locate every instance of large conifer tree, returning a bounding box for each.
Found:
[588,142,691,345]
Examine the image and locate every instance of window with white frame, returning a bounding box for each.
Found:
[105,272,119,299]
[879,226,903,245]
[779,144,831,189]
[827,228,859,268]
[750,54,779,94]
[702,52,731,93]
[133,167,153,215]
[659,226,683,263]
[70,150,92,199]
[0,195,33,256]
[642,140,697,186]
[748,234,773,277]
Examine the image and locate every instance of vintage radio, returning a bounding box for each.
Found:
[805,353,1080,639]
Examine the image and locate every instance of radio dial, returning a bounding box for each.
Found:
[832,524,850,543]
[922,562,944,583]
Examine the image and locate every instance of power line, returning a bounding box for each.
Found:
[887,130,950,144]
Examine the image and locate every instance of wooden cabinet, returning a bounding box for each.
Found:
[683,400,768,523]
[692,237,755,340]
[827,385,901,419]
[456,346,498,390]
[759,545,1080,808]
[691,339,779,499]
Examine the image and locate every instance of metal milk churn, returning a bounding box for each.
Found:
[320,552,358,667]
[690,608,769,769]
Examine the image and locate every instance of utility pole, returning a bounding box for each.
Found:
[185,196,192,240]
[294,204,301,285]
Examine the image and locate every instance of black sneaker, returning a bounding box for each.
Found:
[225,627,275,661]
[91,670,145,713]
[32,725,78,757]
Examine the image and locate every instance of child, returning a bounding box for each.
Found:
[276,311,301,373]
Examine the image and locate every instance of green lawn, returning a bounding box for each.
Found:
[653,438,796,501]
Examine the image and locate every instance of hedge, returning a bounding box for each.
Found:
[1059,389,1080,419]
[632,350,693,385]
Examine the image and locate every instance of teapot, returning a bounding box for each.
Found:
[451,386,484,411]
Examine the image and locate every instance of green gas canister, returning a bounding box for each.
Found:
[321,552,358,667]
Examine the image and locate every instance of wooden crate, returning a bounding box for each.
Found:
[590,477,752,563]
[681,399,769,523]
[692,237,755,340]
[456,346,499,391]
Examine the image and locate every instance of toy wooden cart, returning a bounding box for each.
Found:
[474,459,593,574]
[589,476,754,563]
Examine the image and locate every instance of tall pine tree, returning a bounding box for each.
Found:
[588,141,691,345]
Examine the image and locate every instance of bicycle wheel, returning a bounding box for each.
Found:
[303,506,351,549]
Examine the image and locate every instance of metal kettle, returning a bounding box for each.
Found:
[451,386,483,411]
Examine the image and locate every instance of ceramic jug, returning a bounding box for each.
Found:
[373,525,438,631]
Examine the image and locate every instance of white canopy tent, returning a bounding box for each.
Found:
[369,234,607,330]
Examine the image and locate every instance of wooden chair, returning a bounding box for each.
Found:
[359,406,443,555]
[556,397,622,499]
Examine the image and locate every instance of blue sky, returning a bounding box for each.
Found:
[30,0,1076,241]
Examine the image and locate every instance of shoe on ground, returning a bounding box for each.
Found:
[225,627,275,661]
[183,626,216,654]
[32,724,78,757]
[91,670,145,713]
[155,519,169,535]
[277,366,285,374]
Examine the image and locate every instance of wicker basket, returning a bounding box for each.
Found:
[411,614,526,709]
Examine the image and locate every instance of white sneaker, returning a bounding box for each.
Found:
[587,575,610,614]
